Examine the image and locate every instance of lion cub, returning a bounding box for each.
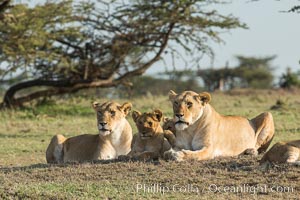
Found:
[46,101,132,163]
[260,140,300,165]
[128,109,174,160]
[163,117,176,136]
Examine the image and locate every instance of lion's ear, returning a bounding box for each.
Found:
[132,110,141,122]
[198,92,211,104]
[153,109,163,122]
[163,117,170,123]
[169,90,177,101]
[92,101,100,110]
[120,102,132,116]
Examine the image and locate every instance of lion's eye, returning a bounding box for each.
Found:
[97,111,102,116]
[148,121,153,126]
[174,101,179,106]
[187,102,193,108]
[110,110,116,116]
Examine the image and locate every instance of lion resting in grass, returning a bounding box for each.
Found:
[46,101,132,163]
[260,140,300,165]
[164,90,275,161]
[127,109,174,160]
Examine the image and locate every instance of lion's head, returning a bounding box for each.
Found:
[132,109,163,140]
[162,117,176,135]
[92,101,132,136]
[169,90,211,131]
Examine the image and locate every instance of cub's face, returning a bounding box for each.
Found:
[169,90,211,131]
[92,101,132,136]
[162,117,176,135]
[132,109,163,140]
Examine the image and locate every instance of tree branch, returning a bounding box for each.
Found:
[0,0,10,13]
[0,77,117,108]
[115,22,175,82]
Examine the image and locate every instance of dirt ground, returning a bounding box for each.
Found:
[1,155,299,199]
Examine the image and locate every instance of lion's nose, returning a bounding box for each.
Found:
[176,114,184,118]
[99,122,107,126]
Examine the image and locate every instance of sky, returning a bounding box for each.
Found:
[148,0,300,78]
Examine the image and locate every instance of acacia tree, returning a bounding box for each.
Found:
[0,0,245,108]
[279,68,300,89]
[249,0,300,13]
[233,56,275,88]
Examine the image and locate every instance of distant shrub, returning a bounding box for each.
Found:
[279,68,300,89]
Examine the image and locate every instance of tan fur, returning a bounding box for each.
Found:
[163,117,176,136]
[260,140,300,164]
[46,101,133,163]
[162,117,177,147]
[164,90,275,161]
[128,109,173,160]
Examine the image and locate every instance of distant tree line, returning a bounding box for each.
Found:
[123,55,300,96]
[198,56,275,91]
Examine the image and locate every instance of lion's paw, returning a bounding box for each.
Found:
[242,148,258,156]
[164,149,186,162]
[117,155,131,161]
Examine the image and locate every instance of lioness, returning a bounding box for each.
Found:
[260,140,300,165]
[164,90,275,161]
[46,101,132,163]
[128,109,174,160]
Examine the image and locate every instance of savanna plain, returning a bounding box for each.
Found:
[0,90,299,199]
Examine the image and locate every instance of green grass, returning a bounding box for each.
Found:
[0,90,300,199]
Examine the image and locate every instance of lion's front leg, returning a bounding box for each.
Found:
[164,147,212,161]
[118,150,135,160]
[163,130,176,148]
[118,151,142,160]
[134,151,160,160]
[123,136,144,159]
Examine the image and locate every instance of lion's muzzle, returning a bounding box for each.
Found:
[174,118,190,131]
[175,114,190,126]
[98,123,112,136]
[140,132,153,139]
[175,120,189,125]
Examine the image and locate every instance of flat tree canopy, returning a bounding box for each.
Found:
[0,0,245,108]
[198,56,275,91]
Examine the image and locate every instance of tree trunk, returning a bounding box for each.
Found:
[0,0,10,13]
[0,79,113,108]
